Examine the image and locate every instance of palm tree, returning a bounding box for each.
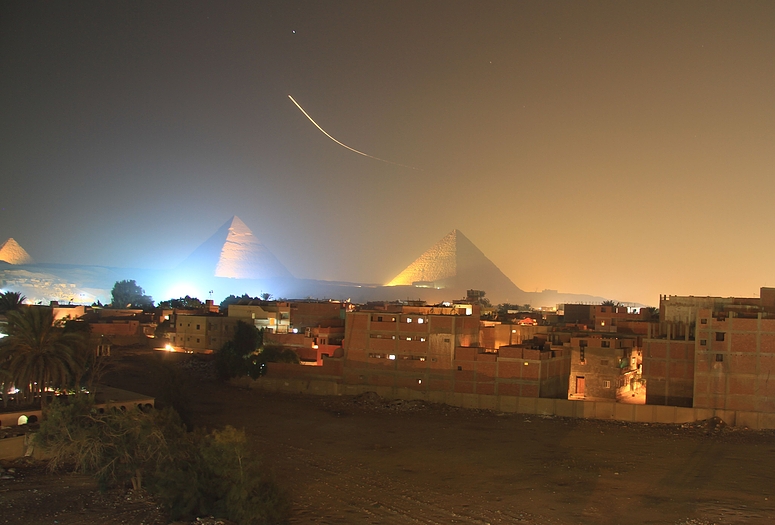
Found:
[0,307,87,408]
[0,368,11,408]
[0,291,26,314]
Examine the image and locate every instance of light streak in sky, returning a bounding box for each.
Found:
[288,94,421,171]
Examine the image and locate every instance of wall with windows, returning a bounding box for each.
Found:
[568,336,640,401]
[693,308,775,413]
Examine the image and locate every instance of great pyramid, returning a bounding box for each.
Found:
[386,229,524,302]
[0,238,34,265]
[178,216,292,280]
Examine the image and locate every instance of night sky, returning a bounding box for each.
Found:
[2,1,774,306]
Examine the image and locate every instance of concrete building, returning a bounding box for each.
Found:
[170,313,241,353]
[228,301,291,333]
[567,335,641,401]
[342,303,481,390]
[340,303,569,398]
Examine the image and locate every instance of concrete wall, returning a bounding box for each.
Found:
[239,376,775,429]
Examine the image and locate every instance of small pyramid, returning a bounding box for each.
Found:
[387,229,522,299]
[179,216,292,279]
[0,238,34,265]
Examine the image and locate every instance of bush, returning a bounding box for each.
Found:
[159,426,290,524]
[36,399,290,524]
[36,397,185,490]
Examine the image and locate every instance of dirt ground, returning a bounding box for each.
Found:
[3,350,775,525]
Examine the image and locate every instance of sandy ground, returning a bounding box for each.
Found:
[3,351,775,524]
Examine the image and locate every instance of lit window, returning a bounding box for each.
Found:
[512,329,516,333]
[601,321,606,327]
[418,318,424,324]
[388,354,396,360]
[406,337,412,341]
[407,317,413,323]
[420,337,426,342]
[603,380,611,388]
[417,379,422,384]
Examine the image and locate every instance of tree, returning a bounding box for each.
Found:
[219,294,257,313]
[111,280,153,309]
[0,307,87,408]
[158,296,205,309]
[0,291,26,314]
[215,321,263,380]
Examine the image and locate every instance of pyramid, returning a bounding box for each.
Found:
[0,238,34,265]
[178,216,292,279]
[387,229,522,300]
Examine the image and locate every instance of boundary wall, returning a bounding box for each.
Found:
[233,376,775,430]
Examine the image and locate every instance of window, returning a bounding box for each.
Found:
[580,348,586,363]
[716,332,725,342]
[196,338,200,343]
[196,324,200,330]
[701,318,707,324]
[700,339,707,346]
[457,366,462,371]
[444,338,450,343]
[601,307,607,313]
[417,318,424,324]
[406,317,412,323]
[388,354,396,360]
[601,341,610,348]
[603,380,611,388]
[377,316,383,322]
[716,353,724,362]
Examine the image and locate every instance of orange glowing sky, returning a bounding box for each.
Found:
[1,1,774,306]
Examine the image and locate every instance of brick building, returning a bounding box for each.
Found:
[643,287,775,411]
[567,335,641,401]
